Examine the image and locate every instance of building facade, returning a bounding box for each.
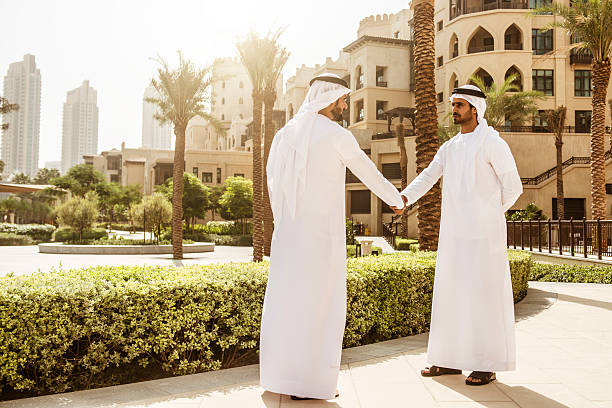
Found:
[142,85,172,150]
[1,54,41,177]
[61,80,99,174]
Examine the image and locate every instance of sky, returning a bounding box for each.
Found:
[0,0,411,168]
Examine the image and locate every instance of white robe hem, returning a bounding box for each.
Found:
[260,378,338,400]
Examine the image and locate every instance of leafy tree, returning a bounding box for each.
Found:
[54,193,99,241]
[469,73,544,129]
[533,0,612,219]
[156,172,210,230]
[261,30,290,256]
[0,97,19,131]
[507,203,547,221]
[219,176,253,234]
[11,173,31,184]
[33,168,60,184]
[51,164,105,197]
[208,185,226,220]
[148,52,222,259]
[129,193,172,243]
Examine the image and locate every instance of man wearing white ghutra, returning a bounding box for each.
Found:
[399,84,523,385]
[260,73,404,400]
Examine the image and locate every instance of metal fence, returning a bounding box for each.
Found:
[507,219,612,259]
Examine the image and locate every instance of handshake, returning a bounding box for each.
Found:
[390,195,408,215]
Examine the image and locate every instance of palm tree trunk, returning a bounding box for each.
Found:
[172,124,186,259]
[252,90,264,262]
[590,60,610,221]
[412,0,441,251]
[555,137,564,220]
[396,122,409,238]
[263,90,276,256]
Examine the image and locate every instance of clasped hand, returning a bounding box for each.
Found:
[389,195,408,215]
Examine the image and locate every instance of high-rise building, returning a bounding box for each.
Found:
[142,86,172,149]
[61,80,99,173]
[1,54,42,177]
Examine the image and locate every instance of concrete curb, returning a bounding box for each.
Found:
[38,242,215,255]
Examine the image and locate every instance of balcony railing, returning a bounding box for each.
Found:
[376,81,388,87]
[451,0,528,19]
[467,44,495,54]
[570,50,593,65]
[499,125,611,134]
[504,42,523,50]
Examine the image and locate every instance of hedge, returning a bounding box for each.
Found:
[530,262,612,284]
[53,227,108,242]
[0,250,530,397]
[395,237,418,251]
[165,230,252,246]
[0,223,55,242]
[0,233,34,246]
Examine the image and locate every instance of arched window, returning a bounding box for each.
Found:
[504,24,523,50]
[468,27,494,54]
[288,104,294,119]
[470,68,494,89]
[239,81,244,88]
[449,33,459,59]
[355,66,364,90]
[239,114,244,119]
[505,66,523,91]
[449,72,459,95]
[221,98,225,105]
[239,97,243,104]
[222,81,225,89]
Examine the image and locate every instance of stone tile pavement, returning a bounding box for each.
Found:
[3,281,611,407]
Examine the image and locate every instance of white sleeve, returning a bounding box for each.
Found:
[487,136,523,212]
[335,128,404,208]
[400,143,445,205]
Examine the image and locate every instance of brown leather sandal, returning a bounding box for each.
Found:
[421,365,462,377]
[465,371,496,386]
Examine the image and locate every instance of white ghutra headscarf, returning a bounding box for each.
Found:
[449,84,496,192]
[267,73,351,220]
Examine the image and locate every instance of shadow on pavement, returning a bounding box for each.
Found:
[514,288,558,322]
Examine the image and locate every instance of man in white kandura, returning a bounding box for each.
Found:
[398,84,523,386]
[260,73,404,400]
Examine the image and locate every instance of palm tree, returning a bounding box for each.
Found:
[469,73,543,129]
[148,52,221,259]
[544,107,567,220]
[412,0,441,251]
[262,31,290,256]
[237,32,267,262]
[533,0,612,219]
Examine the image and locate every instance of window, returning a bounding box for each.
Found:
[529,0,552,12]
[453,79,459,89]
[437,21,443,31]
[552,198,585,220]
[356,66,364,89]
[356,99,364,122]
[202,172,212,183]
[110,174,119,183]
[239,97,243,104]
[222,81,225,88]
[532,29,553,55]
[437,56,443,67]
[393,31,400,38]
[350,190,371,214]
[437,92,444,103]
[382,163,401,179]
[221,97,225,104]
[376,66,387,87]
[239,114,244,119]
[574,70,592,97]
[575,110,591,133]
[532,69,554,95]
[221,114,225,120]
[193,167,198,177]
[376,101,387,120]
[239,81,244,88]
[534,110,548,130]
[234,173,244,178]
[216,168,222,184]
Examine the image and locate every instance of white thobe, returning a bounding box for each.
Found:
[401,129,523,372]
[260,115,404,399]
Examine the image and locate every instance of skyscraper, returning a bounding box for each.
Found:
[61,80,99,173]
[142,86,172,149]
[1,54,42,177]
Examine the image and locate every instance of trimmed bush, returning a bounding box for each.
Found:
[530,263,612,284]
[0,233,34,246]
[53,227,108,242]
[395,237,417,251]
[171,230,252,246]
[0,223,55,242]
[346,245,383,257]
[0,250,530,396]
[191,221,252,236]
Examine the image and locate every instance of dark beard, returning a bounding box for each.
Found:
[453,111,472,124]
[331,105,343,122]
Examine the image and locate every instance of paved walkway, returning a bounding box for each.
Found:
[0,245,254,277]
[4,281,611,407]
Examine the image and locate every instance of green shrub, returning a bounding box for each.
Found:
[346,245,383,257]
[395,237,418,250]
[169,230,252,246]
[530,263,612,284]
[0,223,55,242]
[0,251,530,396]
[190,221,252,236]
[95,223,133,231]
[53,227,108,242]
[0,232,34,246]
